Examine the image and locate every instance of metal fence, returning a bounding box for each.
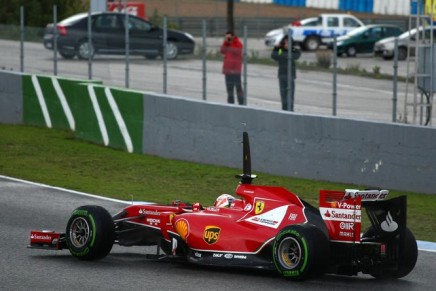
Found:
[0,6,434,126]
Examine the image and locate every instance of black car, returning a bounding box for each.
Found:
[43,12,195,60]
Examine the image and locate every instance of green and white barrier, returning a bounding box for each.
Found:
[22,74,143,154]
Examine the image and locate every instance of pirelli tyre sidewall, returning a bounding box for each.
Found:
[273,224,330,280]
[66,205,114,260]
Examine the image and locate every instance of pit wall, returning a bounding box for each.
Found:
[1,70,435,194]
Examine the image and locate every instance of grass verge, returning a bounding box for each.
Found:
[1,124,435,241]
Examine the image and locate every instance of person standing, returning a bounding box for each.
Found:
[271,35,301,111]
[220,31,244,105]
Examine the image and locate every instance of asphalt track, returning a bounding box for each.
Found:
[1,175,435,291]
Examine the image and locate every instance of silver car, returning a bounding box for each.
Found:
[374,26,436,60]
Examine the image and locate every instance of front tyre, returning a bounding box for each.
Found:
[346,46,357,57]
[165,41,179,59]
[273,224,330,280]
[66,205,114,260]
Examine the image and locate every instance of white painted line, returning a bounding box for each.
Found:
[0,174,130,205]
[52,77,76,131]
[104,87,134,153]
[31,75,52,128]
[87,84,109,146]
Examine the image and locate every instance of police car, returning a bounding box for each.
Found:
[264,14,364,51]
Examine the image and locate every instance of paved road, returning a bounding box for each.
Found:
[0,39,434,125]
[1,175,436,291]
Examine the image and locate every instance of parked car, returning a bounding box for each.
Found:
[264,17,318,47]
[43,12,195,60]
[264,14,364,51]
[374,26,436,60]
[334,24,404,57]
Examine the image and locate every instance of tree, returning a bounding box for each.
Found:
[227,0,234,33]
[0,0,89,27]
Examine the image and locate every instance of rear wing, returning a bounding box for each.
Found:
[319,189,407,243]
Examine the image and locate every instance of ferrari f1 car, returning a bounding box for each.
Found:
[29,132,417,280]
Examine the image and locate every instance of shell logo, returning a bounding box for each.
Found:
[169,213,176,224]
[175,219,189,241]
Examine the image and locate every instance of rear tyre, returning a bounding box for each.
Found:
[77,40,94,59]
[363,227,417,279]
[303,36,320,51]
[398,47,407,61]
[66,205,114,260]
[273,224,330,280]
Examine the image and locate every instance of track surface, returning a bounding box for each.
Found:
[1,176,435,290]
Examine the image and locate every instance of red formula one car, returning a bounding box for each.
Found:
[29,132,418,280]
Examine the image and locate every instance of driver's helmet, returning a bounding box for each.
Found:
[214,194,235,208]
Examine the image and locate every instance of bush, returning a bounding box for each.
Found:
[315,50,331,69]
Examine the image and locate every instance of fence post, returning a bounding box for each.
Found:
[286,28,293,111]
[124,6,130,88]
[202,19,207,101]
[243,25,248,105]
[88,9,92,80]
[163,16,168,94]
[20,6,24,73]
[332,35,338,116]
[392,37,398,122]
[53,5,57,76]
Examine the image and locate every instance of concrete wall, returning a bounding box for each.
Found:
[1,70,435,194]
[0,71,22,124]
[143,93,436,194]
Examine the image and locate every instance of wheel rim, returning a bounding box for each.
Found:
[69,217,91,248]
[307,39,318,51]
[278,237,302,269]
[398,48,407,60]
[166,42,178,59]
[79,42,93,59]
[347,47,356,56]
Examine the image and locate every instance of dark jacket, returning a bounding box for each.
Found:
[220,36,243,75]
[271,45,301,79]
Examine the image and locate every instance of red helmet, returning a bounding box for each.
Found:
[214,194,235,208]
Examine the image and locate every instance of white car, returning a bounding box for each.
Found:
[264,17,318,47]
[264,14,364,51]
[374,26,436,60]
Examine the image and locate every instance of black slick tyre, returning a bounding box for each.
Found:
[273,224,330,280]
[66,205,114,260]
